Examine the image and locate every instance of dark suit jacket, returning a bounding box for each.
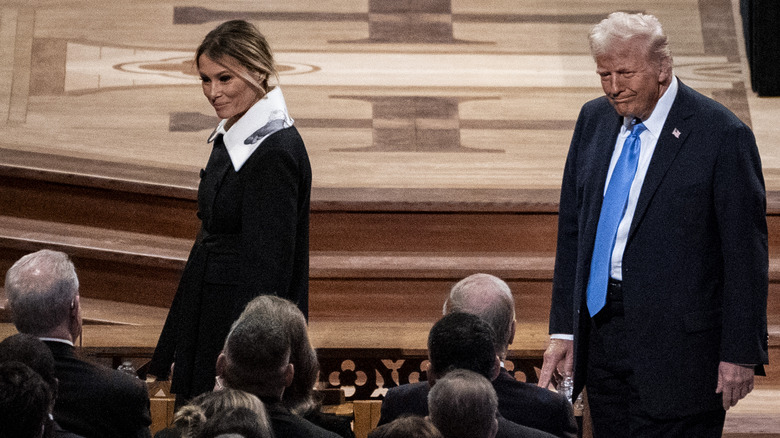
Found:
[378,382,558,438]
[493,369,577,438]
[265,401,342,438]
[549,80,769,418]
[52,420,86,438]
[149,126,312,400]
[45,341,151,438]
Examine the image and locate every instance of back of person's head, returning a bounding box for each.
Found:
[194,407,273,438]
[243,296,319,415]
[196,20,276,92]
[4,249,79,336]
[0,361,53,438]
[368,415,443,438]
[173,389,270,438]
[218,296,296,398]
[427,369,499,438]
[0,333,58,391]
[427,312,498,381]
[444,274,515,357]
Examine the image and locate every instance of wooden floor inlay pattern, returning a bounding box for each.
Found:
[1,1,779,434]
[2,0,777,196]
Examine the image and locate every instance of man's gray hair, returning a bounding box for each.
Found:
[4,250,79,336]
[221,295,294,393]
[444,273,514,356]
[428,368,498,438]
[589,12,672,67]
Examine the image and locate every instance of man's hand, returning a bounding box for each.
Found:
[716,361,754,410]
[538,338,574,389]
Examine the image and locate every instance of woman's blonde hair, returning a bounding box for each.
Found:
[196,20,277,93]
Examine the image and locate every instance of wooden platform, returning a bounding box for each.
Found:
[1,0,780,435]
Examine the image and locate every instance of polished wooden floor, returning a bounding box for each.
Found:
[2,0,779,202]
[1,0,779,434]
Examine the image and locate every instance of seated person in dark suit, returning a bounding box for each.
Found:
[0,333,85,438]
[428,369,499,438]
[4,249,152,438]
[251,296,353,438]
[444,274,577,438]
[0,361,52,438]
[215,295,341,438]
[368,415,443,438]
[378,312,557,438]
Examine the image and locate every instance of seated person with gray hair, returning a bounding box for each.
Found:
[215,295,340,438]
[444,274,576,438]
[377,312,556,438]
[428,369,499,438]
[4,249,151,438]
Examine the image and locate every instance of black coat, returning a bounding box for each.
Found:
[149,126,311,400]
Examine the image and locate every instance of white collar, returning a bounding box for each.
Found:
[207,87,294,171]
[38,337,74,347]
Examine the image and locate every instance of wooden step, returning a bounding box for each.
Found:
[3,215,780,323]
[0,215,558,320]
[7,156,780,258]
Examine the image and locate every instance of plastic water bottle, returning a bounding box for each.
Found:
[557,375,574,403]
[117,361,138,378]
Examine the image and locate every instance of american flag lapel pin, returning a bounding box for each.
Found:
[672,128,681,138]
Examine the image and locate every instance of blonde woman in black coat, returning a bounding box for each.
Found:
[149,19,311,403]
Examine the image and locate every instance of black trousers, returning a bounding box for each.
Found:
[585,280,726,437]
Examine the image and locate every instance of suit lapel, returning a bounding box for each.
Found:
[627,82,695,241]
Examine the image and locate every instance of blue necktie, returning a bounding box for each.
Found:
[586,121,646,317]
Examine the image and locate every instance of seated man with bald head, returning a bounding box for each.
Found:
[444,274,577,438]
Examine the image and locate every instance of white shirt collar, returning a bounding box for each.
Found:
[623,75,678,135]
[38,337,74,347]
[207,87,294,171]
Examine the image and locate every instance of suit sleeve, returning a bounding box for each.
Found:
[549,108,587,335]
[713,121,769,366]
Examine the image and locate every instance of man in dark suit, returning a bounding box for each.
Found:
[4,249,152,438]
[378,312,557,438]
[537,12,769,437]
[445,274,577,438]
[214,295,341,438]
